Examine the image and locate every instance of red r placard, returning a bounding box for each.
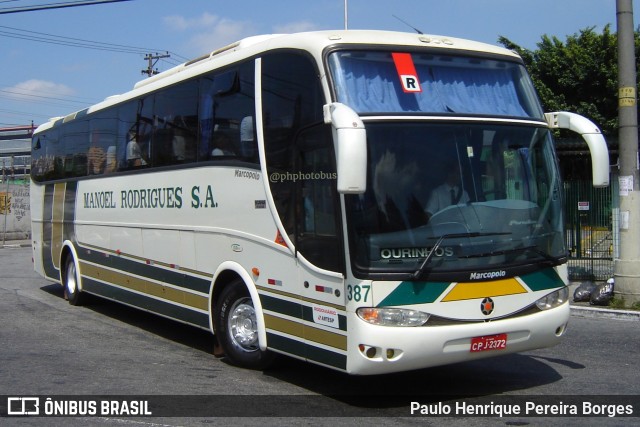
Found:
[392,52,422,93]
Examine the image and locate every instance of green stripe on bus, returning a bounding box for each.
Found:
[82,278,210,329]
[261,294,302,318]
[256,285,346,310]
[266,332,347,370]
[80,248,211,294]
[261,294,347,331]
[377,281,450,307]
[521,268,564,291]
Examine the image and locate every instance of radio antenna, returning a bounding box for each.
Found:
[344,0,348,30]
[392,15,424,34]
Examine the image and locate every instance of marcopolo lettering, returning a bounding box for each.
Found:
[469,270,507,280]
[235,169,260,180]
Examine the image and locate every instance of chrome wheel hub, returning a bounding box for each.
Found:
[228,298,258,352]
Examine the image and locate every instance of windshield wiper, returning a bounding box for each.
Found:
[412,232,511,280]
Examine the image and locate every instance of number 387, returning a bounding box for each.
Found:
[346,284,370,302]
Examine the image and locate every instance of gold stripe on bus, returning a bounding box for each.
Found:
[305,325,347,351]
[51,183,66,269]
[257,285,346,311]
[264,313,347,351]
[79,262,208,311]
[79,242,212,279]
[441,278,527,302]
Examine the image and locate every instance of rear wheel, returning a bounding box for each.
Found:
[63,255,84,306]
[214,281,274,369]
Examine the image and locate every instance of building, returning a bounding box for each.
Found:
[0,125,34,182]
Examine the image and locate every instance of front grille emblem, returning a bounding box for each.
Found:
[481,297,494,315]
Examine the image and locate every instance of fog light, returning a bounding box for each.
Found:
[359,344,381,359]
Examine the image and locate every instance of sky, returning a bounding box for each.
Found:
[0,0,636,128]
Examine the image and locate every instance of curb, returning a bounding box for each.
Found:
[1,240,31,249]
[570,305,640,321]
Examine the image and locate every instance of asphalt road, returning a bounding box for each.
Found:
[1,245,638,426]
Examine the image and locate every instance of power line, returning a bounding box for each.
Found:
[0,95,93,117]
[0,25,157,54]
[0,0,133,14]
[0,88,97,105]
[0,107,52,119]
[0,84,98,103]
[0,24,188,60]
[0,29,149,54]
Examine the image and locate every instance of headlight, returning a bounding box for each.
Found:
[535,287,569,311]
[357,307,430,326]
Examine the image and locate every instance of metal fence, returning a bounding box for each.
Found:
[564,179,616,281]
[1,155,30,183]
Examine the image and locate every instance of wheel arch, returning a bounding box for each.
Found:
[209,261,267,351]
[59,241,81,290]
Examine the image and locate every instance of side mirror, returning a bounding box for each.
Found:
[545,112,610,187]
[323,103,367,194]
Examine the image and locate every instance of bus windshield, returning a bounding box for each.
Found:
[328,50,544,119]
[344,122,566,278]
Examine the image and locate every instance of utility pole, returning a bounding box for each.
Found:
[615,0,640,306]
[141,52,170,77]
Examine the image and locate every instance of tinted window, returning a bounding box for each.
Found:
[262,51,341,272]
[32,59,258,181]
[153,81,198,166]
[89,110,118,174]
[62,118,89,178]
[198,62,257,162]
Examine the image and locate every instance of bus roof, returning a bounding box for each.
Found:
[34,30,521,134]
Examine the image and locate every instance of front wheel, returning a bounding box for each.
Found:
[214,281,274,369]
[63,255,84,306]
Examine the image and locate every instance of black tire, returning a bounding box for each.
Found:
[63,255,84,306]
[214,281,274,369]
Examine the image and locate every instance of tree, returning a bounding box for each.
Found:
[499,25,640,137]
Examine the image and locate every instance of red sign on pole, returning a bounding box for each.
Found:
[578,201,590,211]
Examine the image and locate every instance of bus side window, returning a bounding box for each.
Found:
[153,81,198,166]
[119,97,153,170]
[262,51,341,272]
[62,120,89,178]
[32,129,61,181]
[89,110,118,175]
[294,126,342,272]
[200,63,257,162]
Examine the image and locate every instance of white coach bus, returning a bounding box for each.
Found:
[31,30,609,375]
